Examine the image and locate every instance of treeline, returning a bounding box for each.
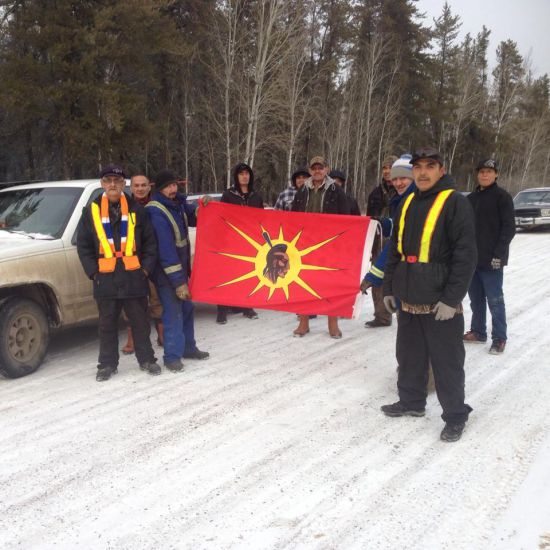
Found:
[0,0,549,205]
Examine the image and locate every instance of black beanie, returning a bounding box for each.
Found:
[155,170,178,191]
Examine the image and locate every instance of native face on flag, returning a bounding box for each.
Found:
[263,244,290,283]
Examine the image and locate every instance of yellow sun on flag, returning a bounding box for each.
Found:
[216,221,341,301]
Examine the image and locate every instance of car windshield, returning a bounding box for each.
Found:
[0,187,82,239]
[514,190,550,206]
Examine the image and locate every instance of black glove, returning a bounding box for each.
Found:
[360,279,372,294]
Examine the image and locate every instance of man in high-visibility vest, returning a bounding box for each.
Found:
[77,165,161,381]
[146,170,209,373]
[381,148,477,442]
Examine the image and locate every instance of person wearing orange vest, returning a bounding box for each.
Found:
[77,165,161,381]
[381,148,477,442]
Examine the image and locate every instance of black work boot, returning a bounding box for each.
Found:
[165,359,184,372]
[440,422,465,442]
[140,361,162,376]
[183,349,210,360]
[96,366,118,382]
[381,401,425,417]
[216,310,227,324]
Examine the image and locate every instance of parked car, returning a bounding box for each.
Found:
[0,181,108,377]
[514,187,550,230]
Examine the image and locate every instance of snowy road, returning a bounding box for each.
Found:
[1,232,550,550]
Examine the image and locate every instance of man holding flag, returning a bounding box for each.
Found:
[291,156,350,338]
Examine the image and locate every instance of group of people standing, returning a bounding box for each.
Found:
[76,147,516,443]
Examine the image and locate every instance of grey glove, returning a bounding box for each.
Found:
[383,295,397,314]
[201,195,212,206]
[490,257,502,270]
[432,301,456,321]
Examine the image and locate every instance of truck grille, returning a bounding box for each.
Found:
[515,208,541,217]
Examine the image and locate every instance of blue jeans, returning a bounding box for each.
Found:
[156,285,198,364]
[468,267,507,341]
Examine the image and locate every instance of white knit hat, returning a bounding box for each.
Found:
[391,154,413,180]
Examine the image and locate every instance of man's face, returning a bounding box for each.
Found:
[477,168,497,188]
[392,177,413,195]
[130,175,151,199]
[310,164,327,185]
[412,159,445,192]
[382,165,392,182]
[237,170,250,187]
[160,182,178,200]
[334,177,345,187]
[101,176,125,203]
[295,174,308,189]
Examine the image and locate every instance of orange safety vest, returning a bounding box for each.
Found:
[91,193,141,273]
[397,189,454,263]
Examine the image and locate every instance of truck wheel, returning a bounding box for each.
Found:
[0,297,50,378]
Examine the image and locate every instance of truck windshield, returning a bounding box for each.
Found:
[0,187,82,239]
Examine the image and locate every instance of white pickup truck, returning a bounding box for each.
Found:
[0,180,201,378]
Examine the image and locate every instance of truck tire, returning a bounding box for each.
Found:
[0,297,50,378]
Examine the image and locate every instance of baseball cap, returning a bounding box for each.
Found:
[410,147,444,165]
[309,156,327,168]
[99,165,126,179]
[476,158,499,172]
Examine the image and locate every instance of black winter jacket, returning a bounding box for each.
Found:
[347,192,361,216]
[383,174,477,307]
[367,180,396,217]
[222,163,264,208]
[291,177,351,214]
[467,182,515,267]
[77,194,157,299]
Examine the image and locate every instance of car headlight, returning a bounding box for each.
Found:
[541,208,550,217]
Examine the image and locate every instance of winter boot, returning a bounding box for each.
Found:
[440,422,465,442]
[381,401,425,417]
[165,359,185,373]
[463,330,487,344]
[489,339,506,354]
[184,349,210,360]
[140,361,162,376]
[96,366,118,382]
[216,308,227,324]
[121,327,134,354]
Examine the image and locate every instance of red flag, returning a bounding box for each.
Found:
[189,202,376,317]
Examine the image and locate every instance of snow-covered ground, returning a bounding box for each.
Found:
[1,232,549,550]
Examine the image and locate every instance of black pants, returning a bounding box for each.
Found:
[96,297,155,369]
[396,311,472,423]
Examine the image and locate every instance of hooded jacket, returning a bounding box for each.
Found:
[221,163,264,208]
[383,174,476,307]
[274,169,310,211]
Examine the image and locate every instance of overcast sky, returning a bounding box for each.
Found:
[415,0,550,78]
